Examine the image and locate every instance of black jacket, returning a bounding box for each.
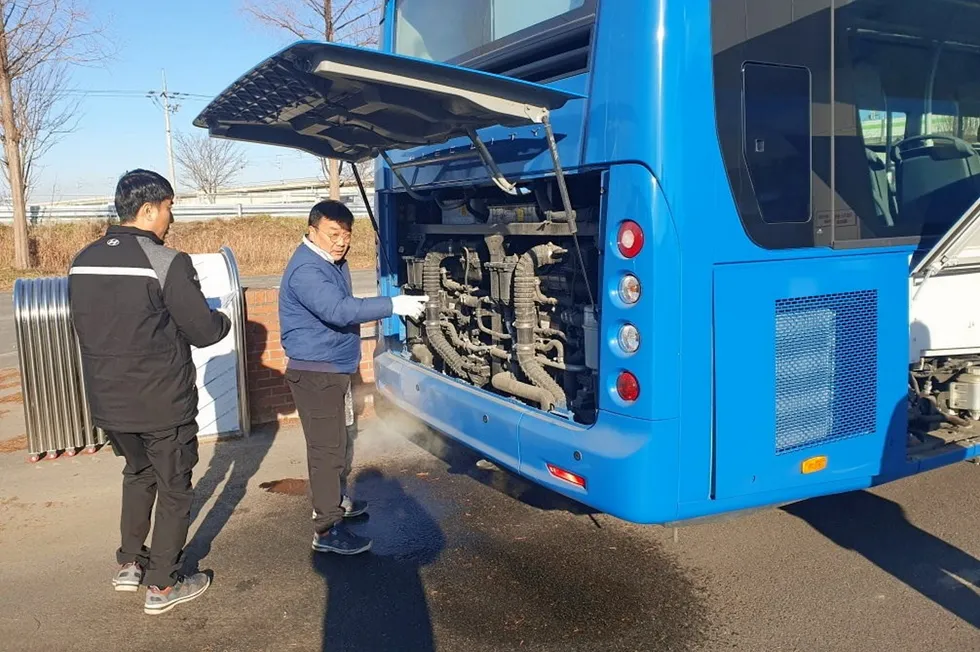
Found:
[68,225,231,432]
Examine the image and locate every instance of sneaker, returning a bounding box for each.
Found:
[143,572,211,615]
[341,495,368,518]
[312,523,372,555]
[111,562,143,592]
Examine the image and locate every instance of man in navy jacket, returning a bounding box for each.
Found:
[279,199,427,554]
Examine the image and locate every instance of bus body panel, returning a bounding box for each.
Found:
[598,164,681,423]
[713,252,910,499]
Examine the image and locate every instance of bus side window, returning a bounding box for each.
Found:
[742,63,813,224]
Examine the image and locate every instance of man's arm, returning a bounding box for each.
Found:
[289,263,392,328]
[163,252,232,348]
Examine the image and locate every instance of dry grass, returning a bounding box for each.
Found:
[0,435,27,454]
[0,216,378,290]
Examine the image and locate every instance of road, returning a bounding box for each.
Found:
[0,269,378,369]
[1,413,979,651]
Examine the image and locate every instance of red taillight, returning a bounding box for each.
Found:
[616,371,640,402]
[547,463,587,488]
[617,220,644,258]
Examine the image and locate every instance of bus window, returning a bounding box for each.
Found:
[834,0,980,244]
[712,0,834,250]
[713,0,980,248]
[742,63,813,224]
[393,0,596,82]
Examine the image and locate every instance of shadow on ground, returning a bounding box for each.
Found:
[184,320,289,572]
[786,489,980,628]
[312,468,443,651]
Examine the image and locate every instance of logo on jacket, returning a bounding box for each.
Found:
[106,238,120,247]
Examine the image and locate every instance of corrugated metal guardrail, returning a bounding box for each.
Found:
[0,198,373,224]
[13,276,106,461]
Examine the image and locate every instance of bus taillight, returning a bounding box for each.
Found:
[547,463,586,488]
[616,371,640,402]
[617,220,644,258]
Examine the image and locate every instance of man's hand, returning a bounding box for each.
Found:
[391,294,429,320]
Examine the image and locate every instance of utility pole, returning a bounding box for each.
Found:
[161,70,177,195]
[147,70,181,197]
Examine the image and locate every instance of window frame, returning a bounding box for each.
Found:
[740,61,815,226]
[393,0,598,81]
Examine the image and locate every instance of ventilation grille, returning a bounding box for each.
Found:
[774,290,878,453]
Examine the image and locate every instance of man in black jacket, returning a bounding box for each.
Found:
[69,169,231,615]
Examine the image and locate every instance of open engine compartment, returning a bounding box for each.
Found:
[909,355,980,457]
[391,172,603,425]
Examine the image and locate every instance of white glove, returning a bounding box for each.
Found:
[391,294,429,319]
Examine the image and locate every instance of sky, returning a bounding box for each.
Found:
[31,0,343,202]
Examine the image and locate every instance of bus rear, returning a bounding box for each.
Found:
[195,0,980,524]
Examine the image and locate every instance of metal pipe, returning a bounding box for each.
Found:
[537,356,587,373]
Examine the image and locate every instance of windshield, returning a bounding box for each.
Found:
[394,0,586,63]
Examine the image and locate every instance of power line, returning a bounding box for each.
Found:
[63,89,213,100]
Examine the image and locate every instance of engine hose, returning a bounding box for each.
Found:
[423,248,470,380]
[536,339,565,361]
[492,372,554,411]
[513,244,568,409]
[477,302,510,340]
[411,344,434,367]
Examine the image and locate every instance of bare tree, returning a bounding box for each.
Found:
[242,0,383,199]
[4,62,79,197]
[0,0,108,269]
[319,157,374,190]
[173,131,248,204]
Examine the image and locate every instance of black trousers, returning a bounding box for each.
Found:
[285,368,351,534]
[105,422,199,589]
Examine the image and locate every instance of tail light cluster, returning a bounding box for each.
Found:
[615,221,644,403]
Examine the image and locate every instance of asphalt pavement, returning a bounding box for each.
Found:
[1,410,979,652]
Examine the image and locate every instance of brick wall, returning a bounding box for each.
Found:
[244,287,378,425]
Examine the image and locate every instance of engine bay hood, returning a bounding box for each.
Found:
[912,195,980,279]
[192,41,584,163]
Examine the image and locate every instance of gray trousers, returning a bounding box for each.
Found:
[286,369,356,533]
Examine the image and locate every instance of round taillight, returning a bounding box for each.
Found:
[618,324,640,354]
[617,220,644,258]
[616,371,640,402]
[619,274,641,305]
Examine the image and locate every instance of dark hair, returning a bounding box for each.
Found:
[114,169,174,223]
[309,199,354,230]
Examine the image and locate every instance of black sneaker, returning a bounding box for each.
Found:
[312,523,372,555]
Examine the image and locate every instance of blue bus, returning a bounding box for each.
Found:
[195,0,980,524]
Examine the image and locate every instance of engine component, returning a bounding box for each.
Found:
[395,173,602,424]
[583,308,599,370]
[513,244,568,410]
[492,372,554,411]
[950,367,980,418]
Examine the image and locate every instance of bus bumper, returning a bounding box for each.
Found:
[374,351,681,524]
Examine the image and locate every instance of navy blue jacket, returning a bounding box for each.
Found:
[279,240,392,374]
